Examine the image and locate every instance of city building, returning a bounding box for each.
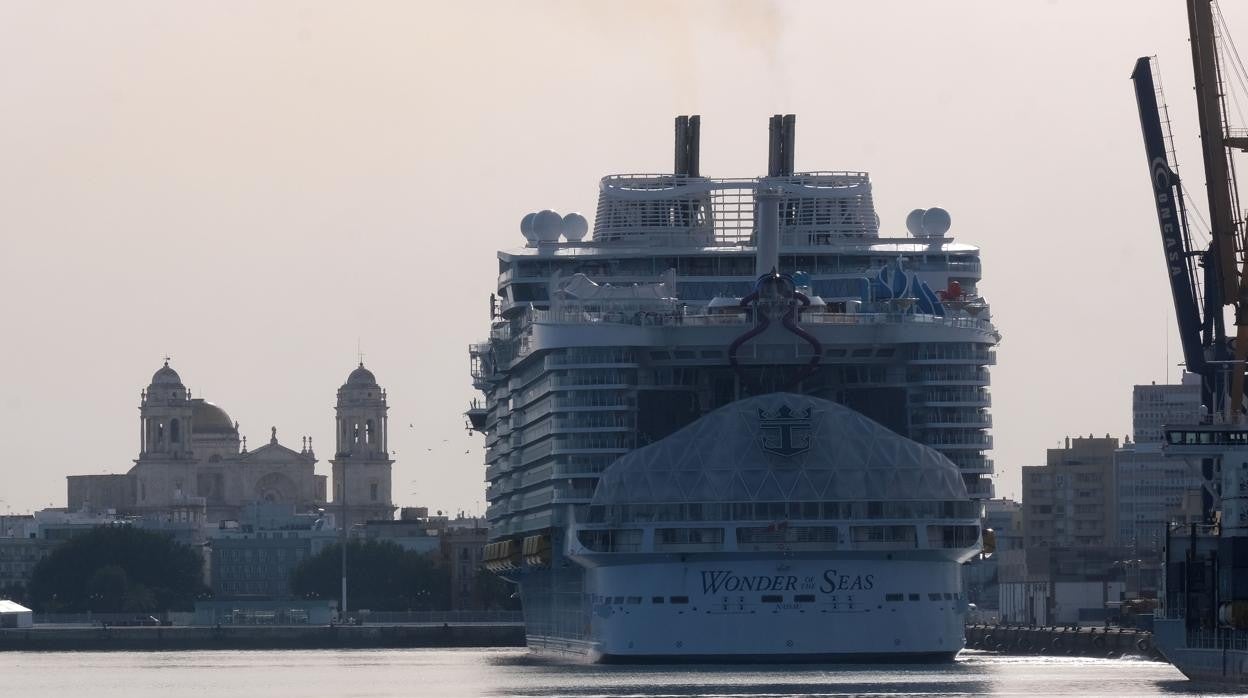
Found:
[66,361,397,532]
[1131,374,1204,444]
[207,504,337,600]
[1114,375,1205,596]
[1000,436,1123,624]
[964,498,1021,617]
[1022,435,1119,549]
[442,520,488,611]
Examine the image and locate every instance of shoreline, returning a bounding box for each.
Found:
[0,623,526,652]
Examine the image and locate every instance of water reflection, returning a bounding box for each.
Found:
[0,648,1219,697]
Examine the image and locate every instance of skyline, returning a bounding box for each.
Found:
[4,0,1247,514]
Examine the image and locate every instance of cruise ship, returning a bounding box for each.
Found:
[469,115,996,661]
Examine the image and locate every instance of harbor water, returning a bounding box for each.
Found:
[1,648,1243,697]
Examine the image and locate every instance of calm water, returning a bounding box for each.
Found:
[1,648,1243,697]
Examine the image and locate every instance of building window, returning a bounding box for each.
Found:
[170,419,181,443]
[370,483,379,501]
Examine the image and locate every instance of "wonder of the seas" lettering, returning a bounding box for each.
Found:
[700,570,874,594]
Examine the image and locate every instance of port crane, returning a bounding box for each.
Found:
[1133,0,1248,417]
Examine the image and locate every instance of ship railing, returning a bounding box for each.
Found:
[528,308,996,333]
[592,173,879,246]
[358,610,524,625]
[1186,628,1248,651]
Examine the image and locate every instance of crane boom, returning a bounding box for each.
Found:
[1132,57,1208,385]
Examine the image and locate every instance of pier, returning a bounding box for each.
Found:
[0,622,525,652]
[964,624,1163,661]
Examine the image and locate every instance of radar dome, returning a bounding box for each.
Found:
[905,209,926,236]
[561,212,589,241]
[534,209,563,243]
[520,212,538,242]
[921,207,951,237]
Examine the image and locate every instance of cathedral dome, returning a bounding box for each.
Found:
[150,362,183,387]
[345,363,378,387]
[191,399,236,435]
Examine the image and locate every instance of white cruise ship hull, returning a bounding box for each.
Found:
[569,556,966,662]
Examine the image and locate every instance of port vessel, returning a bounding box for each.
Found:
[469,115,994,661]
[1134,0,1248,686]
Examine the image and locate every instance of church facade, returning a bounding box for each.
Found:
[67,361,395,526]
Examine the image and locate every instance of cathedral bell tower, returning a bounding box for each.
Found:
[330,363,395,527]
[139,360,194,460]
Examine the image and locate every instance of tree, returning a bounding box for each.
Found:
[290,540,449,611]
[471,570,521,611]
[28,526,206,613]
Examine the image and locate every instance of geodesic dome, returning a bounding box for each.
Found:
[592,392,968,505]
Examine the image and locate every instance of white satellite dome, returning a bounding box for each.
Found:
[905,209,926,236]
[921,207,951,237]
[561,212,589,241]
[534,209,563,243]
[520,212,538,242]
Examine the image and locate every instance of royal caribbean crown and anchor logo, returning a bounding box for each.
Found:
[758,405,813,457]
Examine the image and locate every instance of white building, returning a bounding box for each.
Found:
[0,600,33,628]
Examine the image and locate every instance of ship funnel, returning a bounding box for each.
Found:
[755,186,781,276]
[767,114,796,177]
[674,115,701,177]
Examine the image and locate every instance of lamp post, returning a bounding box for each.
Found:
[340,463,347,619]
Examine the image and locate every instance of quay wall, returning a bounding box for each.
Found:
[964,624,1163,661]
[0,623,526,652]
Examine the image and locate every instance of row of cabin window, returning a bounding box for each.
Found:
[589,500,979,524]
[884,592,961,603]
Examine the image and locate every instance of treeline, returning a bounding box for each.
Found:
[3,527,517,613]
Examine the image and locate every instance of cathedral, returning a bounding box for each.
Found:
[66,361,395,526]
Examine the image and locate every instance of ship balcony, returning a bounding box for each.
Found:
[913,415,992,429]
[953,458,994,475]
[909,352,997,366]
[909,369,991,386]
[552,487,597,504]
[924,433,993,450]
[549,377,634,391]
[910,345,996,362]
[484,461,510,481]
[484,444,512,463]
[916,389,991,407]
[544,355,641,370]
[553,395,635,410]
[553,461,611,478]
[528,307,997,335]
[965,478,995,499]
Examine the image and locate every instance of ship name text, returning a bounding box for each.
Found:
[700,570,875,594]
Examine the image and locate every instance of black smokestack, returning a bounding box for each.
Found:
[767,114,782,177]
[674,115,701,177]
[781,114,795,176]
[674,115,689,176]
[687,115,700,177]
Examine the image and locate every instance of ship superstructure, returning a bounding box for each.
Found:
[470,115,995,660]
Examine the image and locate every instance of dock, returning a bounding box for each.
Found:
[0,622,526,651]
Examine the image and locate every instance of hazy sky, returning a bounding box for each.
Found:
[1,0,1242,514]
